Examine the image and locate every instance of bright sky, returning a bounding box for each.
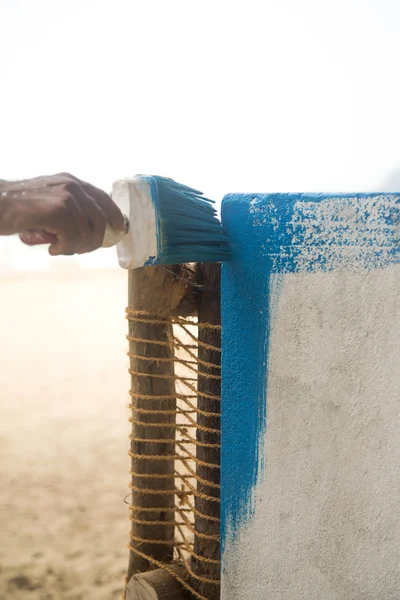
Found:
[1,0,399,267]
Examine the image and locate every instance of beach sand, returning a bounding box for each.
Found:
[0,267,130,599]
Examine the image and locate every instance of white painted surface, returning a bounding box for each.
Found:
[112,178,157,270]
[223,266,400,600]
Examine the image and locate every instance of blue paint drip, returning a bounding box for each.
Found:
[220,192,400,554]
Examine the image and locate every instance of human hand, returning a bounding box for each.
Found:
[0,173,125,255]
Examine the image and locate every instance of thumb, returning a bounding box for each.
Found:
[19,231,58,246]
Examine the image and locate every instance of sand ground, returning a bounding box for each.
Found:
[0,267,130,599]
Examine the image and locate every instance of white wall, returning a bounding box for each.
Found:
[223,266,400,599]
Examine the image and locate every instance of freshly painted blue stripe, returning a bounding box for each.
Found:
[221,195,274,553]
[221,253,271,552]
[221,192,400,555]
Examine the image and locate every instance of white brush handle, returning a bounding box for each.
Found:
[111,178,158,269]
[101,214,130,248]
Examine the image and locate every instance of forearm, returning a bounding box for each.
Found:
[0,180,20,235]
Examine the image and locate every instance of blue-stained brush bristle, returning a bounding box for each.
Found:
[150,176,231,264]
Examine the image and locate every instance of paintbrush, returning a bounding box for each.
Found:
[20,175,231,268]
[105,175,230,269]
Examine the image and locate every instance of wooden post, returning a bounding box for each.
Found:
[127,265,197,581]
[191,263,221,600]
[126,566,190,600]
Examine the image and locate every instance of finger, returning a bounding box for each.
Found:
[58,181,107,254]
[47,205,79,256]
[19,231,58,246]
[64,193,95,254]
[66,184,107,253]
[80,199,107,252]
[80,182,125,235]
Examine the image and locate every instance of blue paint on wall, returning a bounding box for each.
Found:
[221,192,400,554]
[221,195,274,553]
[221,256,271,551]
[223,193,399,272]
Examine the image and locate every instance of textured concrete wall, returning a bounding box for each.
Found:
[221,194,400,600]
